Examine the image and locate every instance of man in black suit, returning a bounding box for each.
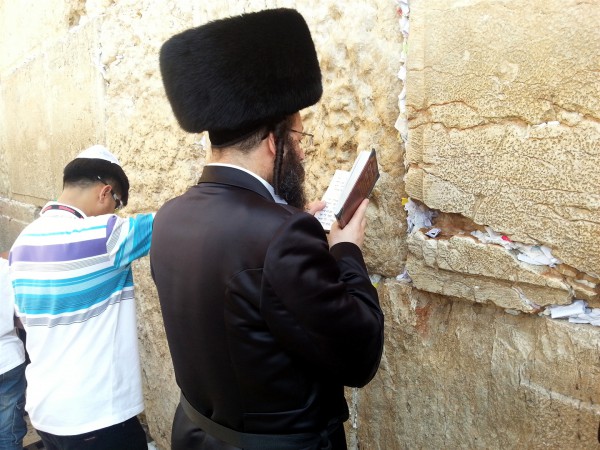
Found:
[151,8,384,450]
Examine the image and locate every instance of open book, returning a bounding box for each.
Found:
[314,149,380,231]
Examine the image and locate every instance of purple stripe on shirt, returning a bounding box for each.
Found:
[106,215,118,239]
[11,238,108,263]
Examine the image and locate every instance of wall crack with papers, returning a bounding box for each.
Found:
[352,0,600,448]
[1,0,599,448]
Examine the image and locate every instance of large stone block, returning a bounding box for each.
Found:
[301,0,406,277]
[98,1,202,213]
[1,19,105,206]
[405,0,600,277]
[407,123,600,278]
[407,0,600,122]
[0,198,39,250]
[0,0,86,71]
[355,280,600,449]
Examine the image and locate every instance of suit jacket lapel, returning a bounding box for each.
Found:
[198,165,275,202]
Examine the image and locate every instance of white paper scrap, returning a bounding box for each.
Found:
[516,245,561,267]
[549,300,587,319]
[396,268,412,283]
[404,199,435,233]
[425,228,441,238]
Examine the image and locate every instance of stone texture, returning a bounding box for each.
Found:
[0,18,105,206]
[133,258,178,449]
[406,0,600,277]
[99,1,203,213]
[406,230,579,311]
[0,0,85,70]
[0,198,39,251]
[356,280,600,449]
[1,1,599,450]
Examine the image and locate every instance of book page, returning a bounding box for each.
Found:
[314,170,350,231]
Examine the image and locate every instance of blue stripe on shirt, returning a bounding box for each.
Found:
[16,272,134,315]
[19,225,107,237]
[12,266,121,291]
[112,215,154,268]
[11,210,154,324]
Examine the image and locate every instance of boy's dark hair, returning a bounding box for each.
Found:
[63,158,130,206]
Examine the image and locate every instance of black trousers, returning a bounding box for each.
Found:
[36,416,147,450]
[170,403,348,450]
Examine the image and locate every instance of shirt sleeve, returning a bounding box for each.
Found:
[106,213,155,269]
[262,213,384,388]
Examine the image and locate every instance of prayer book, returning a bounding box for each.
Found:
[314,149,380,231]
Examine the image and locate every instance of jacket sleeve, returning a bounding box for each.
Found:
[262,212,384,387]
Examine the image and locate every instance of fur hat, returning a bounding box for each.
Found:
[159,8,322,146]
[63,145,130,206]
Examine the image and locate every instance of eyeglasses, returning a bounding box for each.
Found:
[97,176,123,210]
[290,129,314,147]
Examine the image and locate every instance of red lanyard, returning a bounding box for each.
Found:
[40,204,84,219]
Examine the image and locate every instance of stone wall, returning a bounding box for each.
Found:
[361,0,600,448]
[1,0,598,449]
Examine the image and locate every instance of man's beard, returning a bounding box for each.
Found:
[276,143,306,209]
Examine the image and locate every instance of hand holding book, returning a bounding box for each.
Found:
[326,198,370,249]
[314,149,380,231]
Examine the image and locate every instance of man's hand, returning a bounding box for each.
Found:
[305,200,326,215]
[328,199,369,249]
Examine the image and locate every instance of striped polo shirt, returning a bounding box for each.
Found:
[9,202,154,435]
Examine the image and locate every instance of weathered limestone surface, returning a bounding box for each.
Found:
[0,18,105,206]
[99,1,202,212]
[406,0,600,277]
[1,1,599,450]
[133,258,178,446]
[300,0,406,276]
[0,0,85,70]
[357,280,600,449]
[407,230,582,312]
[0,199,39,251]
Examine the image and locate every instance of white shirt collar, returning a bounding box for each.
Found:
[206,163,287,204]
[40,201,88,218]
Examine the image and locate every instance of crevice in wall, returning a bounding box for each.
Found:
[403,197,600,322]
[393,0,410,147]
[68,0,87,28]
[411,109,600,132]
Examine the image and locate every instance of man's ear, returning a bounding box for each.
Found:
[266,132,277,157]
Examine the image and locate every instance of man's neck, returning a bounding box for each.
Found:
[210,146,274,184]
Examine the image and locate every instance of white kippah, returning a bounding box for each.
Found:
[76,145,121,166]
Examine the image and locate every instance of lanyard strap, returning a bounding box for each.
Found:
[40,204,84,219]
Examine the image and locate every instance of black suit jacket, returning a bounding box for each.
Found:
[151,165,383,438]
